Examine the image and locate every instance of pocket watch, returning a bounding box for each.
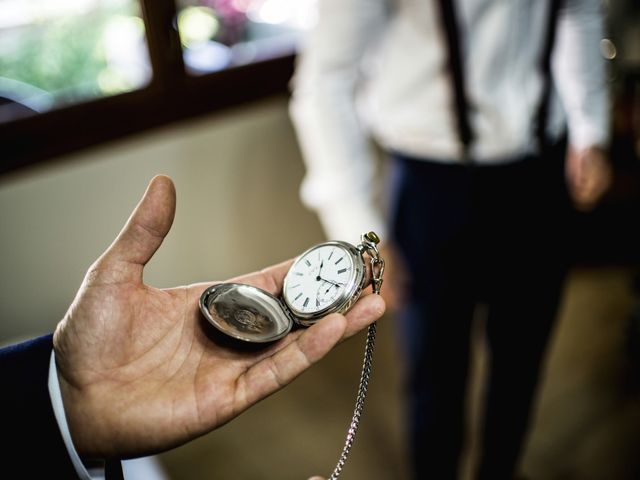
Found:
[199,231,385,343]
[199,232,384,479]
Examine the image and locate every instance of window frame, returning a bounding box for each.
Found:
[0,0,296,176]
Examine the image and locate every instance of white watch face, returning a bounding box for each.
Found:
[283,243,358,317]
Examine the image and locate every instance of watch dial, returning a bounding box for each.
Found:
[284,244,356,316]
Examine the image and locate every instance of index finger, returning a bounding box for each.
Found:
[189,259,294,300]
[228,259,294,295]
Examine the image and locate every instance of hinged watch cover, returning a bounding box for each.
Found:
[199,282,295,343]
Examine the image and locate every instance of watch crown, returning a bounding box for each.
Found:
[363,231,380,245]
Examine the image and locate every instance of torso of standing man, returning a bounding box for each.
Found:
[289,0,609,239]
[361,0,608,161]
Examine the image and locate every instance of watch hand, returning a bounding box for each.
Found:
[320,277,344,288]
[324,282,343,295]
[316,260,324,281]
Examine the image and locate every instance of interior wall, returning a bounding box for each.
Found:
[0,95,325,343]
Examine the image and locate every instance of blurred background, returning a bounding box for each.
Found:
[1,0,639,479]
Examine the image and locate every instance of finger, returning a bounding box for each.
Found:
[341,293,385,339]
[99,175,176,280]
[229,259,295,295]
[189,259,295,300]
[236,293,385,409]
[237,313,348,408]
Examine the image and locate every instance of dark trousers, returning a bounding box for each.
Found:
[389,142,570,480]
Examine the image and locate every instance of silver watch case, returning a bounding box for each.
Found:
[283,241,367,326]
[199,241,368,343]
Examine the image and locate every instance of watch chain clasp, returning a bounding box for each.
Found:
[359,231,385,295]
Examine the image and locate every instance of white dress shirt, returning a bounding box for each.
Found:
[289,0,610,241]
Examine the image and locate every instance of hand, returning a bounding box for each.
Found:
[53,175,385,460]
[565,145,612,211]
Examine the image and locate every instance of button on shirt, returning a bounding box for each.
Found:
[289,0,610,241]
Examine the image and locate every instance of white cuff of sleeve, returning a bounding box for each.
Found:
[568,121,611,151]
[317,207,387,245]
[49,351,106,480]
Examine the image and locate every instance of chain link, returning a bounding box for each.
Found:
[358,231,385,295]
[328,232,384,479]
[328,322,377,480]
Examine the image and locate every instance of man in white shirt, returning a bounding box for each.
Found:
[290,0,611,478]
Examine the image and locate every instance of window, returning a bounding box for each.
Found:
[0,0,151,122]
[176,0,315,74]
[0,0,316,175]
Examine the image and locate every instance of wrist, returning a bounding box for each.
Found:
[54,362,97,459]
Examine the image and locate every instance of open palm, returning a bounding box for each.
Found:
[52,176,384,460]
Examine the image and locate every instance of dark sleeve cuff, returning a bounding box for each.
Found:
[0,334,79,477]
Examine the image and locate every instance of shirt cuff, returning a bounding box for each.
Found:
[568,119,611,151]
[315,200,388,245]
[48,351,106,480]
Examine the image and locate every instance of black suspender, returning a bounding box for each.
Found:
[435,0,563,159]
[535,0,564,149]
[435,0,474,160]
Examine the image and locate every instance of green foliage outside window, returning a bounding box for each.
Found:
[0,4,147,108]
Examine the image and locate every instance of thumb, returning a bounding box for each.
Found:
[98,175,176,281]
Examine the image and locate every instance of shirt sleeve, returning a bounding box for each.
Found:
[552,0,611,150]
[49,351,106,480]
[0,334,79,478]
[289,0,390,242]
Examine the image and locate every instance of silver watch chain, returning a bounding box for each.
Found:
[328,232,385,479]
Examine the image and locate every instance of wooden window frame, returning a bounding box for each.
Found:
[0,0,295,176]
